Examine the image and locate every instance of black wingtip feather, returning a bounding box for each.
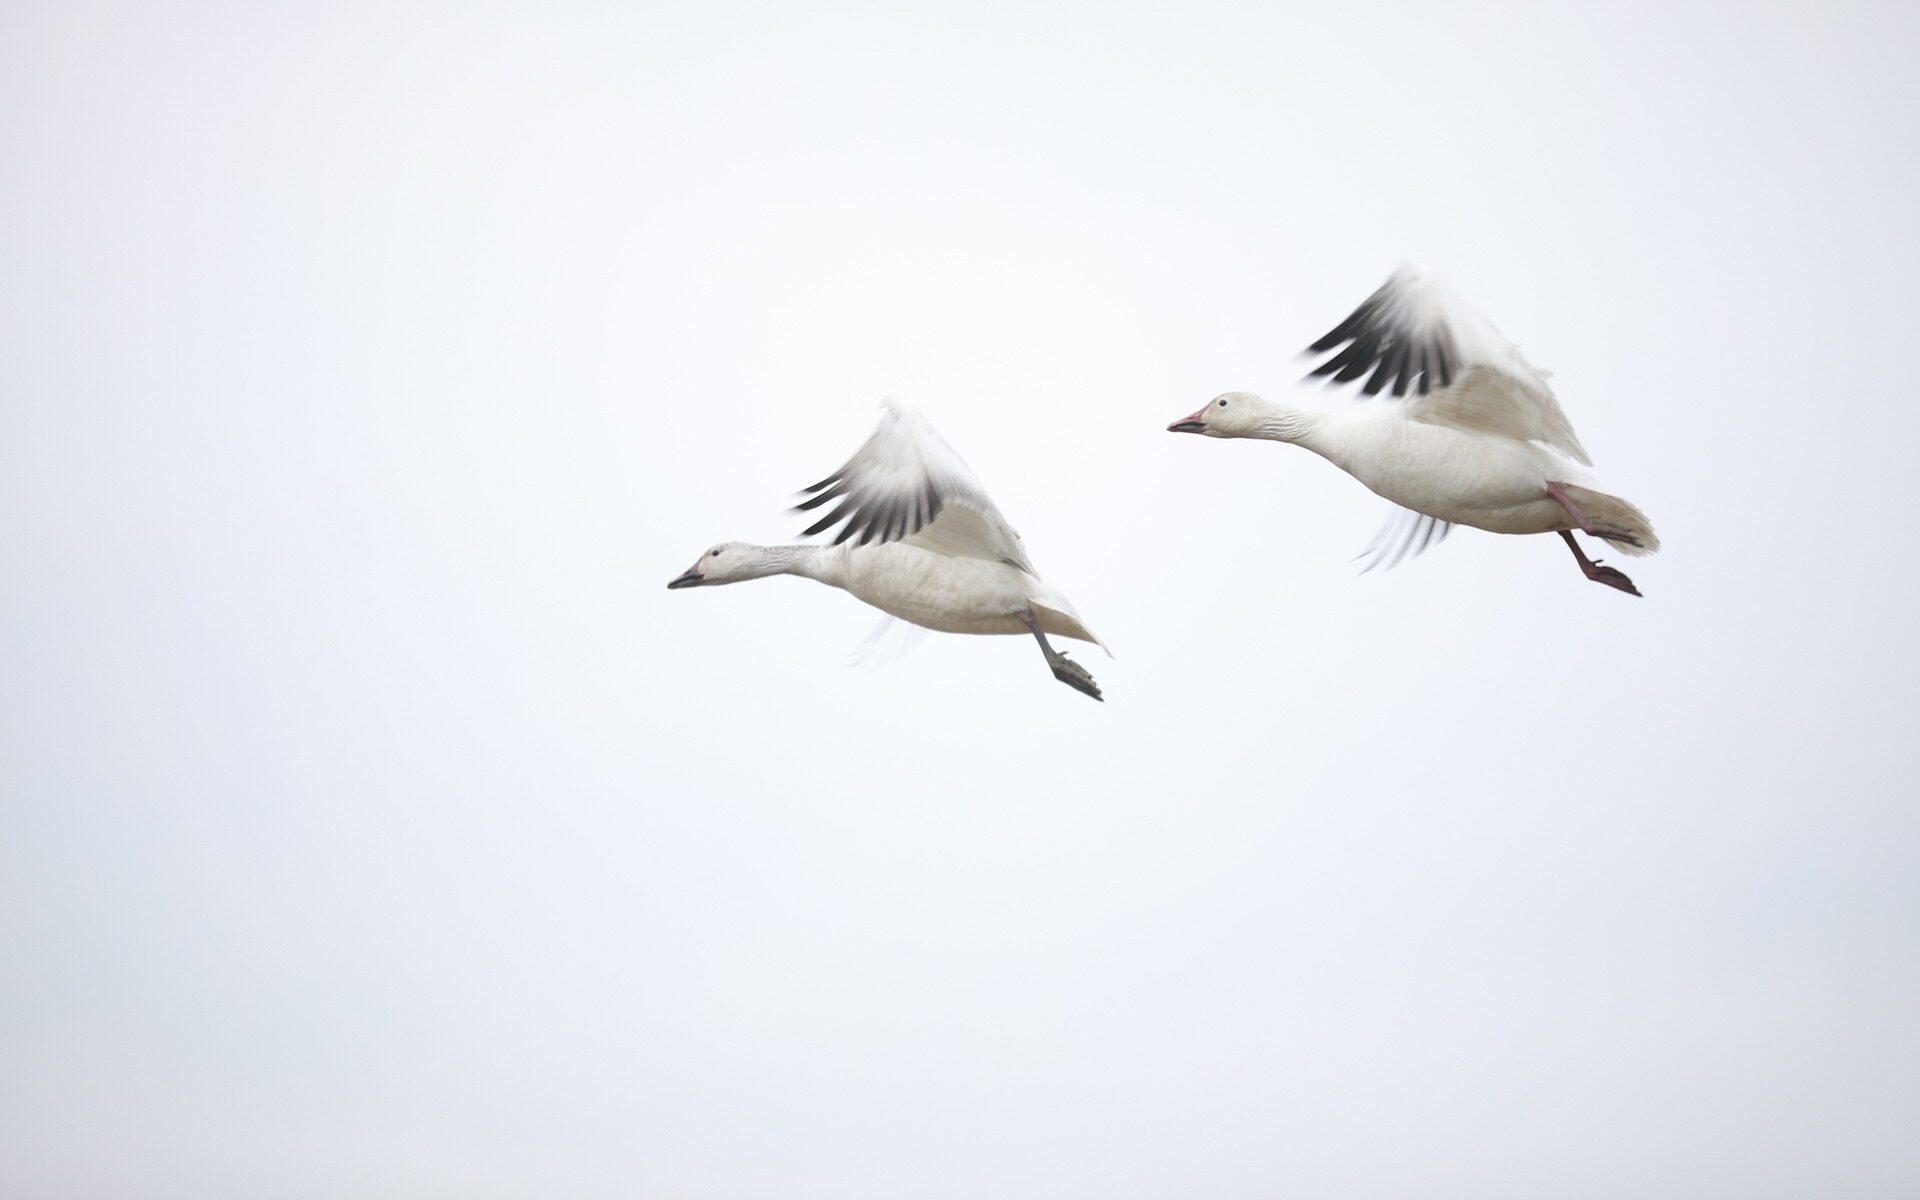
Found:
[1361,352,1395,396]
[1304,274,1468,402]
[1307,296,1381,354]
[792,480,848,512]
[803,496,857,538]
[798,472,954,552]
[1311,335,1369,380]
[1386,339,1412,397]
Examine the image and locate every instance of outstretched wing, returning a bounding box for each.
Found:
[1355,505,1454,574]
[1306,264,1593,466]
[791,400,1032,569]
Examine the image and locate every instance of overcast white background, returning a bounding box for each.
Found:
[4,2,1918,1197]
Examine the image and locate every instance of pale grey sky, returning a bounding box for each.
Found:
[4,2,1919,1197]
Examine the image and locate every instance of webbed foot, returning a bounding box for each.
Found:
[1048,652,1103,702]
[1583,558,1642,596]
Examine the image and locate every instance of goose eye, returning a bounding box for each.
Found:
[1217,398,1228,407]
[710,549,721,557]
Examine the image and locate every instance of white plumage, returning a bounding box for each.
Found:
[1169,264,1658,594]
[668,401,1107,699]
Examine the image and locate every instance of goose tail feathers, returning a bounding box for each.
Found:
[1560,485,1660,557]
[1030,599,1111,657]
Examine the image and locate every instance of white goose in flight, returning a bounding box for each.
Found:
[668,401,1107,700]
[1168,264,1659,595]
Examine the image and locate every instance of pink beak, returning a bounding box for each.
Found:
[1167,406,1209,434]
[666,556,706,589]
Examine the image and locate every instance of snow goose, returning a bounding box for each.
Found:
[1168,264,1659,595]
[668,400,1107,700]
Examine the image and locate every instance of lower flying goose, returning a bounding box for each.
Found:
[668,401,1107,700]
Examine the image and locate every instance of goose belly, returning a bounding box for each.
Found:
[1342,424,1563,533]
[842,545,1033,635]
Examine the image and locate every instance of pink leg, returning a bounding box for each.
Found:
[1559,530,1641,596]
[1546,481,1641,547]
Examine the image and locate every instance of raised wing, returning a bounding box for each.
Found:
[791,400,1032,568]
[1355,505,1453,574]
[1306,264,1593,466]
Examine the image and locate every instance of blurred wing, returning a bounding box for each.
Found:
[791,400,1031,568]
[846,614,927,669]
[1306,264,1592,466]
[1356,505,1453,574]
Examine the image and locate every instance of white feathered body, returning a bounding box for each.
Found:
[1311,408,1576,535]
[1299,399,1657,557]
[674,399,1108,698]
[1267,264,1661,559]
[832,542,1102,644]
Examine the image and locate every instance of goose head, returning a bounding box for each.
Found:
[666,541,757,589]
[1167,391,1266,438]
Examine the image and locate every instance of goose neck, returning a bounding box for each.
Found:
[761,543,843,586]
[1253,404,1326,447]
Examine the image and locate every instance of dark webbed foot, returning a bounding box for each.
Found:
[1019,607,1105,702]
[1559,530,1642,597]
[1048,651,1103,701]
[1583,559,1642,596]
